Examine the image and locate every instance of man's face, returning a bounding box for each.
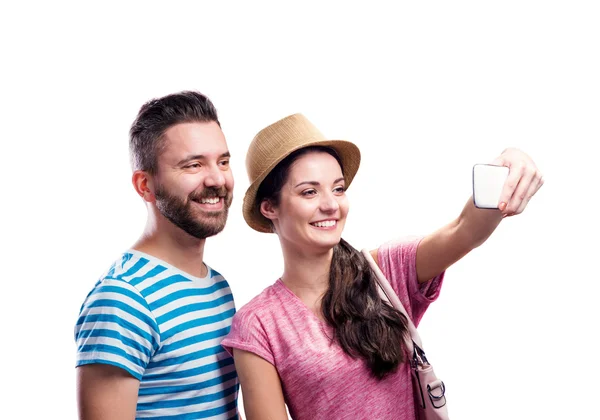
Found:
[153,121,234,239]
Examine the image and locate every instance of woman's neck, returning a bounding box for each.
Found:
[279,242,333,304]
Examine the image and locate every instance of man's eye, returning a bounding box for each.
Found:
[219,160,230,167]
[186,163,201,169]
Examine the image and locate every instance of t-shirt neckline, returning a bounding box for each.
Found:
[125,248,211,282]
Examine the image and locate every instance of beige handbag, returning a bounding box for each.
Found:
[362,249,450,420]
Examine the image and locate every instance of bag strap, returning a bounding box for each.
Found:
[361,248,424,352]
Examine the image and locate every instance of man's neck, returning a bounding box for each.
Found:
[132,215,208,279]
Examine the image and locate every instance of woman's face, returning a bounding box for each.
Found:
[267,151,349,253]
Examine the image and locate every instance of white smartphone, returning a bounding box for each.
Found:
[472,164,509,209]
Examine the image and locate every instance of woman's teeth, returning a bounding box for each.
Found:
[312,220,336,228]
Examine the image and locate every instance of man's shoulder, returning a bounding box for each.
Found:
[83,250,159,304]
[102,250,193,290]
[101,250,153,282]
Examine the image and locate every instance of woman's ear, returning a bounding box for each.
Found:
[260,199,278,221]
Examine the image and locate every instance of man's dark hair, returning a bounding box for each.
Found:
[129,91,220,174]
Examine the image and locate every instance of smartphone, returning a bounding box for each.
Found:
[472,164,509,209]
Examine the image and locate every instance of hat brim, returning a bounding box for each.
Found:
[243,139,361,233]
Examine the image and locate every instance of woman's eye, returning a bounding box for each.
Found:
[301,189,317,196]
[334,186,346,194]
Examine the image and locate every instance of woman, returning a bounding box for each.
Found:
[221,113,543,419]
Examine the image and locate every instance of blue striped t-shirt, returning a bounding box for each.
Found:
[75,250,239,419]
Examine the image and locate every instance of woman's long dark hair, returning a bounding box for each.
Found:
[256,146,410,378]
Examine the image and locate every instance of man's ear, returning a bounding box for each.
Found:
[260,199,278,221]
[132,170,156,203]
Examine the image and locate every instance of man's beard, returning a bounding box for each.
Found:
[154,184,232,239]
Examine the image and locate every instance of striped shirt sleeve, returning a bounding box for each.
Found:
[74,279,161,380]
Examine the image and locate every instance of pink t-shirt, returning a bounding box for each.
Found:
[222,238,444,420]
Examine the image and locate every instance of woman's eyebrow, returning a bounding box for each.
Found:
[294,177,344,188]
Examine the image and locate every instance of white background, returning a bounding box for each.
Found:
[1,1,599,419]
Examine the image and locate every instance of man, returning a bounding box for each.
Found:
[75,91,239,419]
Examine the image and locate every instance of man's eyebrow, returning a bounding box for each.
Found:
[294,177,345,188]
[176,152,231,166]
[177,155,204,166]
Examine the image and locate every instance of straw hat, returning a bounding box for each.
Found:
[243,113,361,233]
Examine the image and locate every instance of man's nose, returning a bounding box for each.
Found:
[204,165,226,188]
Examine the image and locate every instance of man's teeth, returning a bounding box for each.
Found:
[312,220,336,228]
[200,197,220,204]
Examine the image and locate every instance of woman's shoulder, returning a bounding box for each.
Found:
[233,280,285,321]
